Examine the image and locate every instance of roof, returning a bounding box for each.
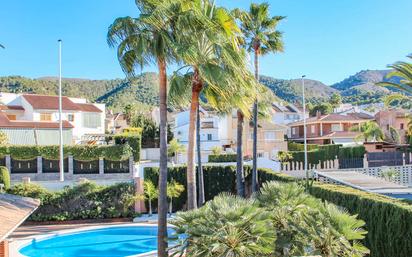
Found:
[272,103,297,113]
[0,112,73,129]
[23,94,81,111]
[255,120,288,131]
[0,105,24,111]
[0,194,40,241]
[291,131,361,141]
[76,103,102,113]
[288,113,372,126]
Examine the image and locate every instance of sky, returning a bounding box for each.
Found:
[1,0,412,85]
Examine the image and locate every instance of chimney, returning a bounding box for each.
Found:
[316,110,321,119]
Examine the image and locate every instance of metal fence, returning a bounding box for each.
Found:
[42,158,69,173]
[367,152,405,167]
[73,159,99,174]
[11,158,37,174]
[338,158,364,169]
[104,159,129,174]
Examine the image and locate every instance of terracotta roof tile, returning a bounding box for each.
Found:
[76,103,102,113]
[0,194,40,241]
[0,112,73,129]
[23,94,81,111]
[0,105,25,111]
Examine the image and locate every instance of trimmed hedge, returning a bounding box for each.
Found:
[0,166,10,190]
[208,154,237,163]
[258,170,412,257]
[114,133,141,161]
[288,141,318,151]
[8,181,136,221]
[0,144,133,161]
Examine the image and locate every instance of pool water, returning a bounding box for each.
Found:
[20,225,172,257]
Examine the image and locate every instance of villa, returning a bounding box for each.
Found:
[0,93,105,144]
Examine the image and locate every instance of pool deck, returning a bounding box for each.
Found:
[9,221,158,257]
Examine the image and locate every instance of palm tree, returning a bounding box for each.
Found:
[234,3,285,193]
[107,1,175,255]
[377,55,412,94]
[351,121,384,142]
[166,0,255,209]
[167,138,186,163]
[166,180,184,216]
[141,181,158,216]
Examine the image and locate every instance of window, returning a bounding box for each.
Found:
[67,114,74,122]
[331,124,342,132]
[6,114,16,120]
[264,131,276,140]
[400,123,404,130]
[292,127,296,135]
[83,113,100,128]
[207,134,212,141]
[40,113,52,121]
[257,152,264,158]
[311,125,315,134]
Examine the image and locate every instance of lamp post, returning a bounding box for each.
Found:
[301,75,308,186]
[58,39,64,182]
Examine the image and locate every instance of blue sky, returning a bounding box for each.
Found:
[0,0,411,85]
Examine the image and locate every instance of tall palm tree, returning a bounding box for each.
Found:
[107,1,175,255]
[377,55,412,94]
[165,0,254,209]
[234,3,284,193]
[351,121,384,142]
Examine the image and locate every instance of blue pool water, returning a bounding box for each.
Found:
[20,225,172,257]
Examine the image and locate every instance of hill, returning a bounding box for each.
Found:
[331,70,391,91]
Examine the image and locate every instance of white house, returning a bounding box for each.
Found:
[0,93,105,144]
[272,102,306,125]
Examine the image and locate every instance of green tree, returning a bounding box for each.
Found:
[0,166,10,191]
[166,180,184,216]
[210,146,222,155]
[377,54,412,94]
[167,138,186,163]
[351,121,384,142]
[166,0,255,208]
[107,0,176,254]
[140,181,158,216]
[234,3,285,193]
[309,102,333,116]
[329,92,342,108]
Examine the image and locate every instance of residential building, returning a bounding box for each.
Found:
[375,109,409,144]
[173,108,288,162]
[288,112,372,145]
[271,102,306,125]
[105,111,128,134]
[0,93,105,144]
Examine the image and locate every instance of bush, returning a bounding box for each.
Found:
[114,133,141,161]
[287,141,318,151]
[0,145,133,161]
[338,145,365,159]
[0,166,10,190]
[8,181,136,221]
[208,154,237,163]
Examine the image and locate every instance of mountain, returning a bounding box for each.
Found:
[260,76,338,103]
[331,70,391,91]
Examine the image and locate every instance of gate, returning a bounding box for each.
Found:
[11,158,37,173]
[73,159,99,174]
[42,158,69,173]
[104,159,130,174]
[367,152,404,167]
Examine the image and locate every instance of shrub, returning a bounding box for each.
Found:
[338,145,365,159]
[208,154,237,162]
[114,133,141,161]
[0,166,10,190]
[8,181,136,221]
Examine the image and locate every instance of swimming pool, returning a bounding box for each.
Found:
[19,225,173,257]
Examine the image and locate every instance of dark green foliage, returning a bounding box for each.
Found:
[309,102,333,116]
[309,183,412,257]
[131,114,159,148]
[114,133,141,161]
[0,145,133,161]
[0,166,10,189]
[208,154,237,162]
[338,146,365,159]
[318,144,341,160]
[287,142,318,151]
[8,181,136,221]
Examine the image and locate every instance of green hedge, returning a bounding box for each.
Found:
[338,145,365,159]
[318,144,341,160]
[0,145,132,161]
[114,133,141,161]
[8,181,136,221]
[0,166,10,190]
[309,183,412,257]
[258,171,412,257]
[287,142,318,151]
[208,154,237,163]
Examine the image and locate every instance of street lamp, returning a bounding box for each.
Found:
[301,75,308,185]
[58,39,64,182]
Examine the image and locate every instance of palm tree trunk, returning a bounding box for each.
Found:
[236,110,245,197]
[149,199,152,216]
[157,58,168,257]
[197,101,205,206]
[252,45,260,193]
[187,68,202,210]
